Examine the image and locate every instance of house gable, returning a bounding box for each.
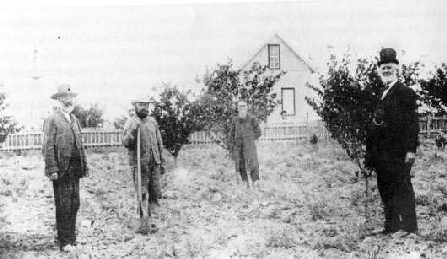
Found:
[240,34,318,124]
[240,34,315,73]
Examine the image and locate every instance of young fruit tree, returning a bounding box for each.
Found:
[0,92,21,143]
[306,55,382,172]
[197,62,284,152]
[151,85,204,165]
[306,54,421,173]
[305,54,421,222]
[419,63,447,116]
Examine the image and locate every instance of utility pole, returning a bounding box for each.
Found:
[32,49,41,81]
[30,48,41,130]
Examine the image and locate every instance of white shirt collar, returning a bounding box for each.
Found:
[60,110,71,122]
[381,80,398,100]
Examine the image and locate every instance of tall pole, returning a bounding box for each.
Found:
[31,48,41,129]
[136,127,143,217]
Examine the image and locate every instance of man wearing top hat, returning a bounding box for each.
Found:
[42,84,89,252]
[365,48,419,235]
[122,97,164,234]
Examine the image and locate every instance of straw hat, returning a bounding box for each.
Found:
[51,84,77,100]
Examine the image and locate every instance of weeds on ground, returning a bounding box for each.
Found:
[308,199,330,221]
[265,228,298,249]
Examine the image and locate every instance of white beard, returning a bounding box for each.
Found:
[380,74,397,85]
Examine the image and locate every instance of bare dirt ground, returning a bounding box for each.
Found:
[1,141,447,258]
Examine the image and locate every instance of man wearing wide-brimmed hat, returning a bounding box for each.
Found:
[122,97,164,234]
[42,84,89,252]
[365,48,419,236]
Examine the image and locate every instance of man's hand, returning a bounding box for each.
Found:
[361,169,373,178]
[49,172,58,181]
[129,121,141,138]
[84,167,90,178]
[405,152,416,165]
[410,168,415,178]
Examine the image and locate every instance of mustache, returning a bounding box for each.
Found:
[380,72,395,78]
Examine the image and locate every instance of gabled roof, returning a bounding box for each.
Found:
[240,33,316,73]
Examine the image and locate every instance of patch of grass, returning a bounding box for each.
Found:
[313,234,358,253]
[265,229,298,249]
[185,237,205,258]
[429,229,447,242]
[416,192,436,206]
[308,200,330,221]
[426,215,447,242]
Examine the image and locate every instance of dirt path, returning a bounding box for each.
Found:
[1,143,447,258]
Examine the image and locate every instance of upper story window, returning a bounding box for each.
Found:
[268,44,280,70]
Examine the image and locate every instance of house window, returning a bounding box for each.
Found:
[268,44,280,69]
[281,88,296,116]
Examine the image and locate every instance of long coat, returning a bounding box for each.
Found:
[122,116,165,167]
[230,115,262,173]
[42,111,88,179]
[365,81,419,169]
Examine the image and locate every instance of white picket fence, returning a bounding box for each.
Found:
[0,123,329,152]
[0,129,124,152]
[1,117,444,152]
[419,116,447,136]
[188,123,329,144]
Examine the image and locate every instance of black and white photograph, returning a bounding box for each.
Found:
[1,0,447,258]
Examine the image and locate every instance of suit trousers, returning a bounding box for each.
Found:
[53,173,80,249]
[132,163,161,213]
[237,148,259,183]
[375,160,417,233]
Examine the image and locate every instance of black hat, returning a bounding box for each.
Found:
[378,48,399,66]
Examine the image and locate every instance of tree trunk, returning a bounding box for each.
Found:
[364,174,369,224]
[173,156,178,168]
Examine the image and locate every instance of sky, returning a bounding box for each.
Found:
[0,0,446,129]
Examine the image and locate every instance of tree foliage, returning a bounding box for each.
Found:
[198,62,284,151]
[305,54,421,171]
[419,63,447,115]
[151,85,204,159]
[72,103,105,128]
[0,92,21,142]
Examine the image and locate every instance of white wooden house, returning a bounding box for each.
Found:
[241,34,318,124]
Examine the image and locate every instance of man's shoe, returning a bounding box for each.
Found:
[136,223,150,235]
[392,230,412,239]
[136,218,149,235]
[61,244,75,253]
[136,223,158,235]
[148,223,159,234]
[368,229,392,236]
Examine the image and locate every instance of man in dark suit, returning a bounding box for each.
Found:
[43,85,89,252]
[230,101,262,189]
[365,48,419,235]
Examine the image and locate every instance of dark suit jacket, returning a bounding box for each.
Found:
[42,111,88,178]
[230,115,262,172]
[365,81,419,168]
